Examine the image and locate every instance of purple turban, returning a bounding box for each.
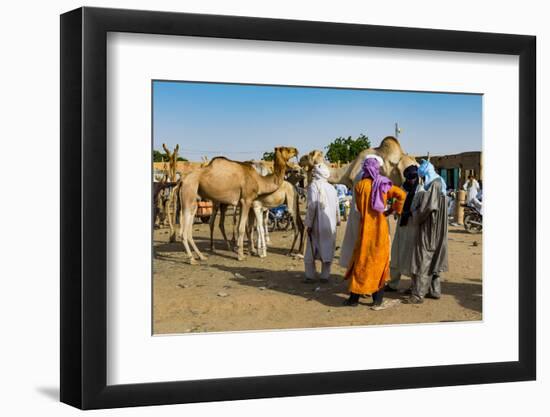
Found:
[362,157,392,213]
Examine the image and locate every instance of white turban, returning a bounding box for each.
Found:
[312,163,330,181]
[355,154,385,183]
[312,163,330,208]
[365,154,384,167]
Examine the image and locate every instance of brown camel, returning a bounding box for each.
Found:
[246,180,305,257]
[210,162,305,257]
[299,136,417,188]
[178,147,298,263]
[162,143,180,182]
[160,143,183,242]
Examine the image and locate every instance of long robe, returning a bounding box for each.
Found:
[390,185,423,278]
[345,179,406,295]
[463,179,480,205]
[411,178,449,277]
[304,179,340,263]
[338,171,363,268]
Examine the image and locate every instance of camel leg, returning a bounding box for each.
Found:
[263,209,271,245]
[289,191,305,255]
[180,205,198,265]
[187,205,207,261]
[250,207,261,257]
[297,219,305,254]
[236,200,251,261]
[253,206,267,258]
[209,203,218,251]
[218,205,232,250]
[167,188,177,242]
[287,195,301,255]
[246,210,257,255]
[289,217,299,255]
[231,205,237,245]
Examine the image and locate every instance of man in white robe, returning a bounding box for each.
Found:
[463,175,480,205]
[304,163,340,283]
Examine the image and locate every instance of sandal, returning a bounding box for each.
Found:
[371,299,400,311]
[402,295,423,304]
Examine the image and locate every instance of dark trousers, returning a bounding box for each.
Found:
[372,288,385,306]
[349,289,384,305]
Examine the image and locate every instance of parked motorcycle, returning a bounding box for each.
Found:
[267,205,292,232]
[461,204,483,233]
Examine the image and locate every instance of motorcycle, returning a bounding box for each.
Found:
[267,205,292,232]
[461,204,483,233]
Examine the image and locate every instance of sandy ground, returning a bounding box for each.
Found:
[153,216,482,334]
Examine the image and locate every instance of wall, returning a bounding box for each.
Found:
[419,152,482,188]
[0,1,545,416]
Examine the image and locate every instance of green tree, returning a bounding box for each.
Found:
[325,134,371,163]
[261,151,275,161]
[153,150,187,162]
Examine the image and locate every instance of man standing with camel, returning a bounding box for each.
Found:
[304,163,340,283]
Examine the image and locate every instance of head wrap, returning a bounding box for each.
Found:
[311,163,330,209]
[361,157,392,213]
[365,154,384,166]
[400,164,419,226]
[352,154,384,184]
[403,165,419,192]
[418,159,446,195]
[312,163,330,181]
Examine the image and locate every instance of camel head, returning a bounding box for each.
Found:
[285,163,306,185]
[385,154,419,186]
[298,149,324,172]
[274,146,299,168]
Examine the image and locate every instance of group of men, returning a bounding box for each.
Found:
[303,155,449,310]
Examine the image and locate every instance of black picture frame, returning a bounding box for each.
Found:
[60,6,536,410]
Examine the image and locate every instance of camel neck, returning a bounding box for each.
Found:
[327,165,347,184]
[257,151,286,195]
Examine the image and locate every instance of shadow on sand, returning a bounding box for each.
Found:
[154,232,482,315]
[449,228,482,236]
[208,263,482,314]
[209,263,404,308]
[441,279,482,314]
[154,235,300,261]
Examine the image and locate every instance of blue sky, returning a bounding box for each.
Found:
[153,81,482,161]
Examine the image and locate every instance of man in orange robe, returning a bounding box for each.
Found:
[343,156,406,309]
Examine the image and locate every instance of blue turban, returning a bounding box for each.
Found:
[418,159,446,195]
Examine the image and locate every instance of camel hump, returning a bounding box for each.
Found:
[378,136,403,152]
[209,156,231,165]
[208,156,258,172]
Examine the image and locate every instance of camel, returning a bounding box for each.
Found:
[299,136,417,188]
[178,146,299,263]
[246,180,305,257]
[208,160,269,252]
[299,151,348,186]
[209,162,305,257]
[158,144,183,241]
[162,143,180,182]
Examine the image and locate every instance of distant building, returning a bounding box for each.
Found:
[416,151,482,190]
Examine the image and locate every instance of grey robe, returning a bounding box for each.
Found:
[390,185,422,277]
[411,178,449,277]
